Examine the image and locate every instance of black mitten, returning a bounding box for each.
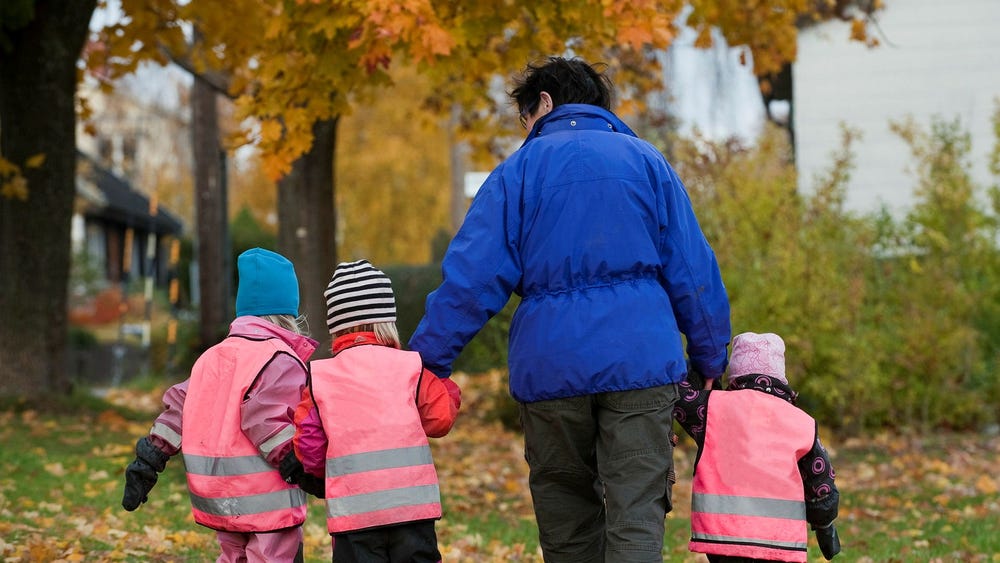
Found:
[298,473,326,499]
[279,450,305,484]
[813,523,842,560]
[122,437,169,511]
[279,451,325,498]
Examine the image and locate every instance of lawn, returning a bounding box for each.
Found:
[0,370,997,562]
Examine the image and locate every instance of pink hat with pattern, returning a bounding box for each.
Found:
[728,332,787,384]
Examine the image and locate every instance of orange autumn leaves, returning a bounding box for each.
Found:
[88,1,887,183]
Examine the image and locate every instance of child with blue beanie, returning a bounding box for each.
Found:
[122,247,322,562]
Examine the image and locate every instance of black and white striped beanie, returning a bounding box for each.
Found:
[325,259,397,335]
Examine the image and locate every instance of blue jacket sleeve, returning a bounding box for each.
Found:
[658,164,731,378]
[408,170,522,378]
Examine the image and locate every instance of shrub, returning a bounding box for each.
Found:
[675,118,1000,432]
[385,262,515,375]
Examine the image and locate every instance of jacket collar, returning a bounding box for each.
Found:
[727,374,798,405]
[520,104,638,148]
[331,331,381,354]
[229,315,318,363]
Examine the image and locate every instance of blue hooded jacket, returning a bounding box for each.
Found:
[409,104,731,402]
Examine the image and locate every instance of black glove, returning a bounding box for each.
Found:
[279,450,305,484]
[279,451,325,498]
[813,523,841,560]
[122,437,169,511]
[298,473,326,499]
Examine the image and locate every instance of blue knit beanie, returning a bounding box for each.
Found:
[235,248,300,317]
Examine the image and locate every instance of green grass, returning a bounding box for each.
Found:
[1,389,998,562]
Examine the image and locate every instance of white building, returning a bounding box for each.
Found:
[794,0,1000,215]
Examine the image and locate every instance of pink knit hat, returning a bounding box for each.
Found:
[728,332,787,384]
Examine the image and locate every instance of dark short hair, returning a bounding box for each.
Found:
[511,56,615,119]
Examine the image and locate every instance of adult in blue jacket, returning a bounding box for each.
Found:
[409,56,731,563]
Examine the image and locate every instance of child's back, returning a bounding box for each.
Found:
[674,332,841,562]
[293,260,461,563]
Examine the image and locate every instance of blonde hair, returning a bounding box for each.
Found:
[261,314,310,336]
[333,321,401,349]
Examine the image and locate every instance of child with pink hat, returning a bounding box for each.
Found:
[673,332,842,562]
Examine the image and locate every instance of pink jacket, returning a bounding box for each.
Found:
[182,332,310,531]
[148,316,317,467]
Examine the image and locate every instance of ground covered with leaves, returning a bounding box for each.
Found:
[1,370,998,562]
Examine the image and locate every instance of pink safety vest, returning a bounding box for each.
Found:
[690,390,815,562]
[309,344,442,533]
[182,335,307,532]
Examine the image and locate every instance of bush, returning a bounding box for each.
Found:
[675,119,1000,433]
[385,262,515,375]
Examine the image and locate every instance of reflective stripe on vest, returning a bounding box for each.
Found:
[327,445,434,476]
[182,335,307,532]
[692,493,806,520]
[184,453,275,476]
[325,446,438,520]
[310,345,443,533]
[190,488,307,518]
[690,390,815,563]
[327,483,441,519]
[691,532,807,552]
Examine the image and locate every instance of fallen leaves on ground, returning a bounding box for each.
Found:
[1,373,998,562]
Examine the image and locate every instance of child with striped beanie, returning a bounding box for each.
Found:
[292,259,462,563]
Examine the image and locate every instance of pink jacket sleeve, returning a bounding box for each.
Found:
[293,386,328,477]
[240,353,309,467]
[148,379,188,456]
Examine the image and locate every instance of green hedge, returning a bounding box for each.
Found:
[385,262,516,375]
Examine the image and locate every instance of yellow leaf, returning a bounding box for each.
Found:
[1,176,29,200]
[850,18,868,43]
[693,26,713,49]
[24,153,45,168]
[975,474,998,495]
[0,157,18,175]
[258,119,284,145]
[44,462,67,477]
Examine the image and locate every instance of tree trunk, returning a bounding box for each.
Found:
[278,118,337,358]
[190,75,230,351]
[0,0,97,400]
[760,61,796,162]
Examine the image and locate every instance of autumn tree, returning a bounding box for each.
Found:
[0,0,98,399]
[87,1,453,353]
[91,2,273,350]
[86,0,892,361]
[335,64,451,264]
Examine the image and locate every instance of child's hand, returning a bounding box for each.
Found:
[122,437,168,511]
[122,458,158,510]
[813,523,841,560]
[441,378,462,410]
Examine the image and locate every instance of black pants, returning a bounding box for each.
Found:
[519,384,679,563]
[332,519,440,563]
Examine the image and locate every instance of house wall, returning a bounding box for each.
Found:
[78,63,192,226]
[793,0,1000,215]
